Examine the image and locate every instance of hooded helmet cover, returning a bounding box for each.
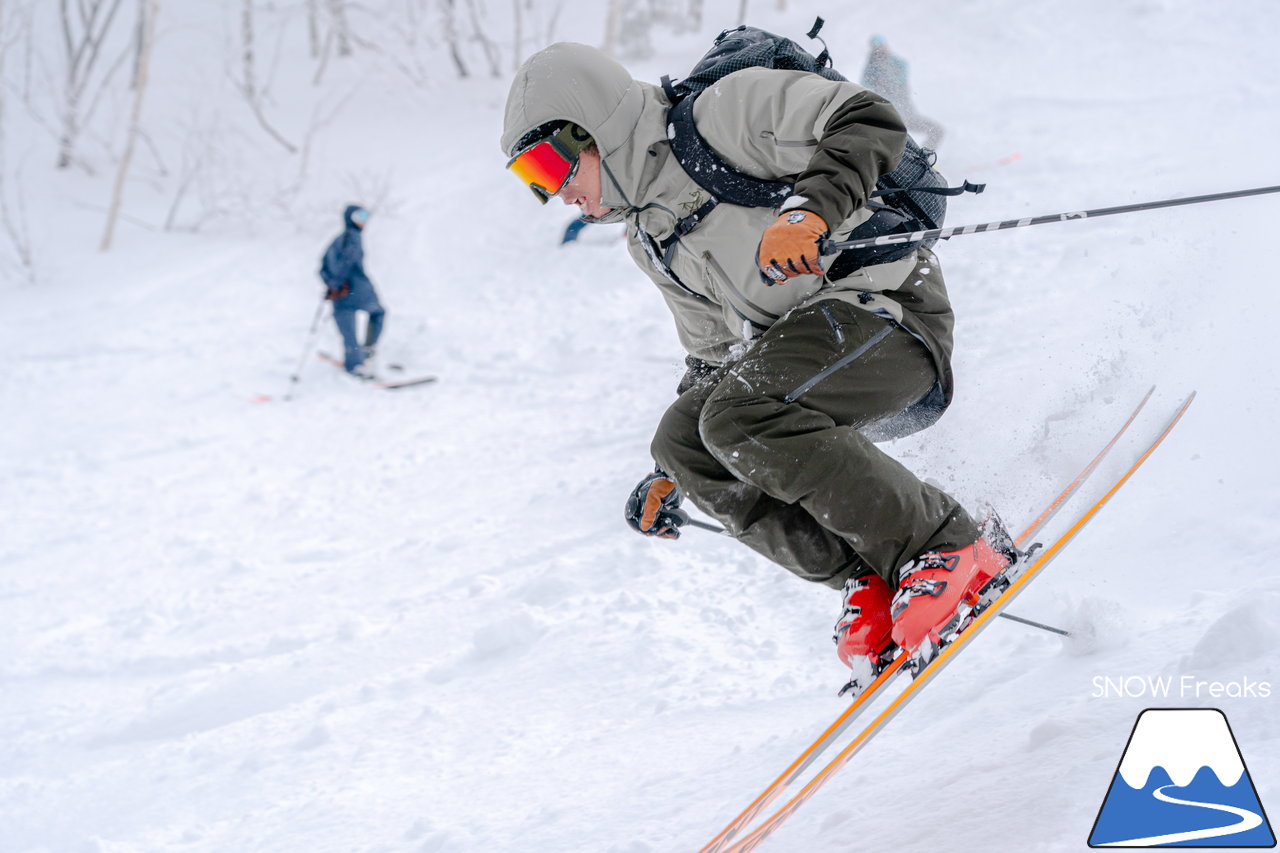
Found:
[501,43,644,165]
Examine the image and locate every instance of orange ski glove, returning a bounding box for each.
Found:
[757,209,829,285]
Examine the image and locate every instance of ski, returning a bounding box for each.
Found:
[717,391,1196,853]
[316,352,437,390]
[376,374,438,390]
[698,387,1156,853]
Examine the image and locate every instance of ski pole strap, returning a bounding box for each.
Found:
[821,183,1280,255]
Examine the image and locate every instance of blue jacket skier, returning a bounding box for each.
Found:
[319,205,385,375]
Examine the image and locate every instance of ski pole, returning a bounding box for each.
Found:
[686,518,730,535]
[685,517,1070,637]
[283,294,329,402]
[820,183,1280,255]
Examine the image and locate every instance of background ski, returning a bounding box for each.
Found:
[720,392,1197,853]
[316,352,437,390]
[697,388,1156,853]
[375,375,437,390]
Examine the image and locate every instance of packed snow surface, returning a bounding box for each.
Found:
[4,1,1279,851]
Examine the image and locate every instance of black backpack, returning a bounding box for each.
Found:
[660,19,982,271]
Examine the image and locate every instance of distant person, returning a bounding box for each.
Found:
[561,216,588,244]
[318,205,385,378]
[860,35,944,149]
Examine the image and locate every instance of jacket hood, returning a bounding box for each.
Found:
[501,43,645,160]
[503,43,675,219]
[343,205,367,229]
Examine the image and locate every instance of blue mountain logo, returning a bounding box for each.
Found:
[1089,708,1275,847]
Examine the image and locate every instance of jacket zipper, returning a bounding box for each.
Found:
[818,301,846,346]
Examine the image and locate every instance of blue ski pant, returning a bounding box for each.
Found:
[332,303,385,371]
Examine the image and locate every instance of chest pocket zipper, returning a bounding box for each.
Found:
[759,130,818,148]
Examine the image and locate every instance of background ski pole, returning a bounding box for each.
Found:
[684,517,1070,637]
[820,183,1280,255]
[283,295,329,402]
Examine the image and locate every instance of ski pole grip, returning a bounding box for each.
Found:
[818,236,838,256]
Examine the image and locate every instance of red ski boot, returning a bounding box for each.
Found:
[833,571,895,697]
[890,516,1019,666]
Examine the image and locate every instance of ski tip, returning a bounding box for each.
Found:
[250,394,273,404]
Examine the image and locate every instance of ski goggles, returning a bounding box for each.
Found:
[506,123,591,204]
[351,208,370,226]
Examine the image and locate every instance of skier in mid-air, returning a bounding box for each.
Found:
[319,204,386,379]
[501,41,1016,692]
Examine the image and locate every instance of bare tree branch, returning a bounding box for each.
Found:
[0,0,36,281]
[306,0,320,57]
[238,0,297,154]
[439,0,468,78]
[55,0,127,168]
[464,0,500,77]
[327,0,351,57]
[602,0,623,56]
[511,0,521,72]
[100,0,156,251]
[544,0,564,44]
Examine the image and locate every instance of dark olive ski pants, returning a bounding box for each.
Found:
[651,298,978,591]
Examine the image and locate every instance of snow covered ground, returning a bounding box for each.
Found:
[4,2,1279,851]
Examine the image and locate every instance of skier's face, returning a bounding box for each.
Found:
[555,146,610,219]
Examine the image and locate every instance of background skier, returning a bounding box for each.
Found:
[501,42,1015,693]
[319,204,385,378]
[860,35,945,149]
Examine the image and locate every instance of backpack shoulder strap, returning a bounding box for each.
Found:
[666,93,793,210]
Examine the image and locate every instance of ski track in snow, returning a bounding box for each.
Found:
[4,2,1280,852]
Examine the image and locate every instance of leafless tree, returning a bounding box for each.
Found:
[327,0,352,56]
[602,0,623,56]
[363,0,435,88]
[0,0,34,279]
[128,0,143,87]
[238,0,297,154]
[511,0,521,72]
[463,0,501,77]
[55,0,128,169]
[541,0,563,44]
[686,0,702,31]
[306,0,321,57]
[439,0,469,78]
[101,0,157,251]
[272,84,359,211]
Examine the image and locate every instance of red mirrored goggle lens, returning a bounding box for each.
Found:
[507,139,575,201]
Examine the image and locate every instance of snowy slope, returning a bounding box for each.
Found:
[3,2,1279,852]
